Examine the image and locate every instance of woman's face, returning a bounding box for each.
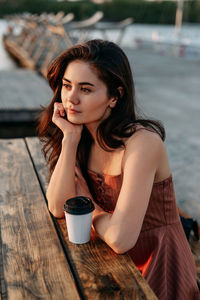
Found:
[61,60,116,126]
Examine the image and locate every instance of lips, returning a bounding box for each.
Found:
[67,107,81,114]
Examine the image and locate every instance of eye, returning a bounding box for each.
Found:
[81,87,91,93]
[63,83,71,90]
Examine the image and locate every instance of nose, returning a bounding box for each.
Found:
[67,89,80,105]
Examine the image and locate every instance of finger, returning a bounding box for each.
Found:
[54,102,63,109]
[54,102,65,117]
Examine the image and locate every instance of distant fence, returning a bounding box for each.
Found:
[1,0,200,24]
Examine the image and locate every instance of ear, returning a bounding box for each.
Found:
[117,86,124,98]
[109,97,118,108]
[109,86,124,109]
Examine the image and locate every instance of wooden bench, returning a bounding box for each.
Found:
[3,12,133,77]
[39,11,104,77]
[93,17,133,45]
[3,12,104,78]
[0,137,158,299]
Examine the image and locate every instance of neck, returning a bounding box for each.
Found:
[85,107,112,146]
[85,122,99,146]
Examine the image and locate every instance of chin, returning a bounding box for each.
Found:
[70,121,83,125]
[67,116,83,125]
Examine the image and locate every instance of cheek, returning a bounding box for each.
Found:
[60,87,63,98]
[95,98,110,112]
[86,101,106,114]
[61,88,66,104]
[88,92,109,110]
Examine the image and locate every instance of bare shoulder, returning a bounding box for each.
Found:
[123,128,170,182]
[125,128,164,153]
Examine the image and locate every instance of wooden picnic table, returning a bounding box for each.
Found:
[0,137,158,299]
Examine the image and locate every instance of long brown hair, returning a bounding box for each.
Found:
[38,39,165,180]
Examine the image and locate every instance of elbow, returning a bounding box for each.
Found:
[110,242,133,255]
[46,194,65,219]
[49,206,65,219]
[111,246,127,255]
[106,231,137,255]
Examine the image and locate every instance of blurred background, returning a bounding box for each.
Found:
[0,0,200,221]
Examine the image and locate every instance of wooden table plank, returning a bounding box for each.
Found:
[0,230,6,300]
[0,139,80,300]
[26,137,158,300]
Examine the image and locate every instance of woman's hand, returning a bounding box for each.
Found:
[52,102,83,141]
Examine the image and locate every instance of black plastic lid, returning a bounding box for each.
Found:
[63,196,95,215]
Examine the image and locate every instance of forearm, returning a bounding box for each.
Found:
[92,210,111,238]
[46,136,78,217]
[92,209,135,254]
[92,210,122,253]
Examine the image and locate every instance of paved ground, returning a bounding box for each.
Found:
[125,48,200,221]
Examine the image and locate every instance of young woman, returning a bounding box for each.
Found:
[38,39,199,299]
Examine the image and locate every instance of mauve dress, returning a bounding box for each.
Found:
[87,170,200,300]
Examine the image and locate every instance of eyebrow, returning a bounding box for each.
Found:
[63,77,95,87]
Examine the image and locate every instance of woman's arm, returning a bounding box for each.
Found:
[46,137,79,218]
[92,130,170,254]
[46,102,82,218]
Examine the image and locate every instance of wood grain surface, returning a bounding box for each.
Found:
[0,139,80,300]
[26,137,158,300]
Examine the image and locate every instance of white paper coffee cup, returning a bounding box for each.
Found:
[64,196,95,244]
